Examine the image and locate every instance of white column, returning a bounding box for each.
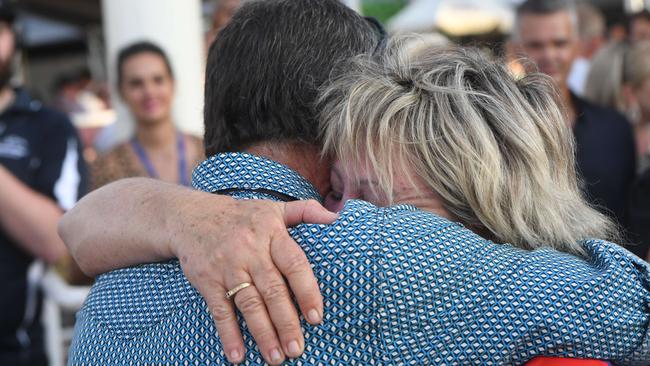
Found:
[341,0,362,13]
[101,0,205,144]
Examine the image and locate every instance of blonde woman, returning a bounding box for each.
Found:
[321,41,615,255]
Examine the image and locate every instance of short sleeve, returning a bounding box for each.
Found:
[33,111,88,210]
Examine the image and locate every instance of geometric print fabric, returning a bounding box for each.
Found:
[68,153,650,365]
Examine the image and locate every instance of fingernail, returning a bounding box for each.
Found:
[229,349,241,363]
[270,348,284,364]
[307,309,322,324]
[287,340,301,356]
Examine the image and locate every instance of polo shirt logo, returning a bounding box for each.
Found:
[0,134,29,159]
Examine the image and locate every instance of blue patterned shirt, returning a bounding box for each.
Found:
[69,153,650,365]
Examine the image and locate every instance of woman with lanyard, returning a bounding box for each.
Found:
[90,41,203,191]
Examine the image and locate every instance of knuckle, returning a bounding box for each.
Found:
[235,292,266,314]
[260,280,291,303]
[281,251,310,276]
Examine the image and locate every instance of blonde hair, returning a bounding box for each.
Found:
[576,3,605,41]
[585,41,650,117]
[584,42,628,112]
[625,41,650,88]
[320,39,616,255]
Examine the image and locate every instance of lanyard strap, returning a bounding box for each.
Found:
[130,133,189,186]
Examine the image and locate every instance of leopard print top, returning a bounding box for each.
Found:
[90,134,204,191]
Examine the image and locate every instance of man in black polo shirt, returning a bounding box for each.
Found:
[0,1,88,364]
[514,0,636,229]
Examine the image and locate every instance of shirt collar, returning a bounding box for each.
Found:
[192,152,321,202]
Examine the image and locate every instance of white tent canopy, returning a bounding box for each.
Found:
[21,14,84,47]
[387,0,524,36]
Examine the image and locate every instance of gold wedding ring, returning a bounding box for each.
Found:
[225,282,252,299]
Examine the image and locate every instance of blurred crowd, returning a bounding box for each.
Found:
[2,0,650,365]
[502,3,650,259]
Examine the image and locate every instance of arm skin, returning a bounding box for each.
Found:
[58,177,338,365]
[0,165,67,264]
[59,178,189,275]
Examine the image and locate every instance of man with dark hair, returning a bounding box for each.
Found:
[0,0,88,364]
[65,0,649,364]
[203,0,377,156]
[514,0,636,232]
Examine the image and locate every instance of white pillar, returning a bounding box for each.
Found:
[341,0,362,13]
[101,0,205,144]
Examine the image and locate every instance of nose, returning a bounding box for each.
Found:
[539,46,558,64]
[142,81,157,99]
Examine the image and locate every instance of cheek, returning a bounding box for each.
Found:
[343,188,363,201]
[362,189,388,207]
[122,88,143,109]
[0,32,14,61]
[560,47,575,64]
[157,82,174,101]
[127,90,146,111]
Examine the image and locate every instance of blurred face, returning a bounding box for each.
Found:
[631,17,650,44]
[0,21,15,88]
[119,52,174,125]
[324,159,451,220]
[516,11,578,88]
[324,160,388,212]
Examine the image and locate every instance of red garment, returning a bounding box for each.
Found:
[526,357,611,366]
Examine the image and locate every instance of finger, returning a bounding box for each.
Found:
[231,279,286,365]
[203,284,246,365]
[270,229,323,327]
[283,199,338,226]
[250,258,305,359]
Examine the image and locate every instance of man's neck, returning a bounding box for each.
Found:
[245,142,330,197]
[134,119,176,150]
[0,87,15,114]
